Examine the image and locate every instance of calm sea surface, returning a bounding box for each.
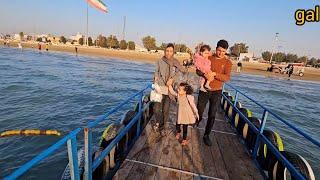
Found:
[0,47,319,179]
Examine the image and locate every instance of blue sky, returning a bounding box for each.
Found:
[0,0,319,58]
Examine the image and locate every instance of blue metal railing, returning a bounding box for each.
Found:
[4,84,152,180]
[4,128,82,180]
[5,81,318,179]
[222,83,320,180]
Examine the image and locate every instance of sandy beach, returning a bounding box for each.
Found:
[1,40,320,82]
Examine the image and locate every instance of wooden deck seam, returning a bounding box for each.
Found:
[166,122,237,136]
[125,158,224,180]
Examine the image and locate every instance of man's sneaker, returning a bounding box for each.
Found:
[203,135,212,146]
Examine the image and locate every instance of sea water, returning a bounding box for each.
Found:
[0,47,319,179]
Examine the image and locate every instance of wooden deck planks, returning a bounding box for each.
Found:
[114,109,263,180]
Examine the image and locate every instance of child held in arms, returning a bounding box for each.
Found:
[194,45,213,92]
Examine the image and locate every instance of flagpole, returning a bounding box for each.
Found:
[86,1,89,46]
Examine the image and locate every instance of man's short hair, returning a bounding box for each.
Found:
[217,40,229,50]
[166,43,175,50]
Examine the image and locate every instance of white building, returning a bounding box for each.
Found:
[13,34,21,41]
[239,53,256,62]
[69,32,84,42]
[135,44,148,52]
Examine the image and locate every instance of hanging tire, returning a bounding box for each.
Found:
[234,108,252,133]
[270,151,315,180]
[223,95,234,112]
[120,110,137,143]
[221,92,230,109]
[257,129,284,170]
[227,101,242,123]
[243,117,261,152]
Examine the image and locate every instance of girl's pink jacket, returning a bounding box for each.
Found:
[194,53,211,74]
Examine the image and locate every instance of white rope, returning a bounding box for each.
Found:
[125,158,224,180]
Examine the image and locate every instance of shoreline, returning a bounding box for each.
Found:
[1,40,320,82]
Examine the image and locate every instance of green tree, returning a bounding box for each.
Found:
[159,43,167,50]
[230,43,249,57]
[96,35,107,47]
[272,52,286,62]
[79,37,84,45]
[262,51,272,61]
[88,37,93,46]
[285,53,298,63]
[19,32,24,40]
[175,44,188,53]
[297,56,308,63]
[128,41,135,50]
[106,35,119,49]
[36,37,42,42]
[119,40,127,50]
[307,57,317,66]
[142,36,156,50]
[60,36,67,44]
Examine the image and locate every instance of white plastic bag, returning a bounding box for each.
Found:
[150,83,163,102]
[150,89,162,102]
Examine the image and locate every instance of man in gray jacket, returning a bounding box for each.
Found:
[153,43,185,135]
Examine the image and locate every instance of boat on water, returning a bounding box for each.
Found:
[2,80,319,180]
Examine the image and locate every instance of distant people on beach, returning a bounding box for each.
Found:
[45,44,49,51]
[286,64,294,78]
[38,43,41,51]
[75,46,78,54]
[18,43,22,50]
[167,80,199,145]
[152,43,186,136]
[196,40,232,146]
[237,60,242,72]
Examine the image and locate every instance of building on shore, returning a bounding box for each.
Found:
[238,52,260,63]
[69,32,84,45]
[47,34,60,44]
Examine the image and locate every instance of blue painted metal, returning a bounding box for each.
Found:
[92,110,142,171]
[88,84,151,128]
[4,127,82,180]
[222,82,320,180]
[4,84,151,179]
[67,137,80,180]
[136,92,143,137]
[84,127,92,180]
[7,81,317,180]
[224,83,320,148]
[252,110,268,159]
[234,91,239,106]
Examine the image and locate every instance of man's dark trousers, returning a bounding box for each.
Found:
[197,90,222,135]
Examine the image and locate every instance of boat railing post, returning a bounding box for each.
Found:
[234,91,239,107]
[252,110,268,159]
[136,91,143,137]
[84,127,92,180]
[67,136,80,180]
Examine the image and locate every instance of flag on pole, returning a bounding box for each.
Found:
[87,0,108,13]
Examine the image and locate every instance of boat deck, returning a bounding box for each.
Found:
[114,104,263,180]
